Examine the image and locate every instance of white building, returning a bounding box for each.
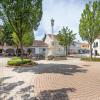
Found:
[0,37,83,59]
[44,34,82,56]
[92,38,100,56]
[68,41,81,54]
[44,34,66,56]
[0,40,48,58]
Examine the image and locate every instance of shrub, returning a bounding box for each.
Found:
[12,57,21,60]
[8,59,22,66]
[47,55,55,60]
[8,57,37,66]
[81,57,100,62]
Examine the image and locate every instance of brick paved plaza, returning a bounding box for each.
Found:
[0,57,100,100]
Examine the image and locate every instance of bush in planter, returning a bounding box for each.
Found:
[8,59,23,66]
[7,57,36,66]
[12,57,21,60]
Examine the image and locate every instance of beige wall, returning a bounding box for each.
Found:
[80,43,89,50]
[45,35,66,56]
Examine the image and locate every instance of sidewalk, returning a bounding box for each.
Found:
[0,57,100,100]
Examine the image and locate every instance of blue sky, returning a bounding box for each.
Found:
[35,0,94,42]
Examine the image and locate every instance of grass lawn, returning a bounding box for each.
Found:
[81,57,100,62]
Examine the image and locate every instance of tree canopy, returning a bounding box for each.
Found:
[0,26,4,46]
[79,1,100,58]
[22,32,34,47]
[57,27,76,57]
[0,0,43,58]
[3,22,13,45]
[0,23,13,47]
[12,32,20,47]
[12,32,34,47]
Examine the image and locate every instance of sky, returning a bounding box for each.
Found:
[35,0,94,42]
[0,0,94,42]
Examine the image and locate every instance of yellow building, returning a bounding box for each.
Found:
[81,43,90,50]
[80,43,90,54]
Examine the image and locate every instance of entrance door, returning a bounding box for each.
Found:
[95,50,98,56]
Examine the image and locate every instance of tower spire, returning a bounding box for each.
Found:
[51,18,54,36]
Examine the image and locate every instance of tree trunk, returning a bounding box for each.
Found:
[20,40,24,61]
[1,42,4,56]
[68,46,70,55]
[16,45,18,56]
[90,43,93,59]
[65,46,68,59]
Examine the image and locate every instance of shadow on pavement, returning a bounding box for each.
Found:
[0,76,12,83]
[0,81,24,99]
[13,63,87,75]
[21,87,76,100]
[35,88,76,100]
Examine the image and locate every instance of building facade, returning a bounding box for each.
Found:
[0,34,87,58]
[68,41,81,54]
[80,43,90,54]
[92,38,100,56]
[0,40,48,58]
[44,34,66,56]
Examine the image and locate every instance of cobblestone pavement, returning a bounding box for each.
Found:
[0,57,100,100]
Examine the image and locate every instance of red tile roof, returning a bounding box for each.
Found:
[32,40,48,47]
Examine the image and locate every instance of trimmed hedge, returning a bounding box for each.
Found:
[8,57,37,66]
[81,57,100,62]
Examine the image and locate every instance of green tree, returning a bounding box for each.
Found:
[43,33,46,41]
[0,26,4,49]
[22,32,34,47]
[12,32,19,56]
[79,1,100,59]
[12,32,34,56]
[0,23,13,48]
[12,32,34,47]
[12,32,19,48]
[3,22,13,46]
[0,0,42,59]
[57,27,76,58]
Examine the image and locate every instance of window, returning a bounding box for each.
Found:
[93,42,98,48]
[0,49,2,53]
[33,48,35,53]
[43,48,46,51]
[96,42,98,47]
